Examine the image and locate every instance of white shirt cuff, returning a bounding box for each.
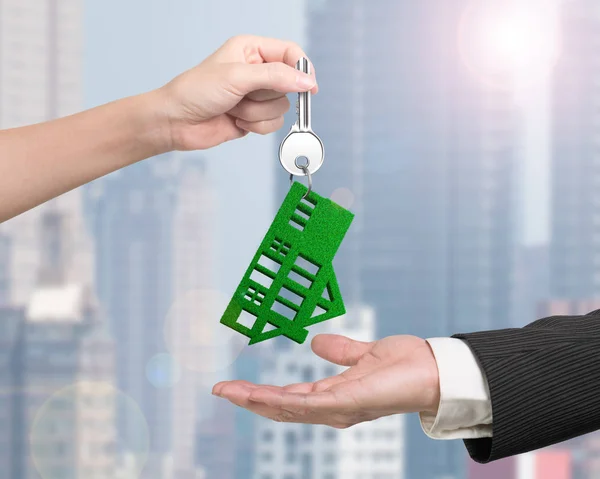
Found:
[420,337,493,440]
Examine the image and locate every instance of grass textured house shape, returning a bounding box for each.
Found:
[220,182,354,344]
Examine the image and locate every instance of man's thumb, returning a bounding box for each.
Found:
[311,334,374,366]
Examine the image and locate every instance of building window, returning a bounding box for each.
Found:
[285,431,297,463]
[301,453,312,479]
[261,451,273,462]
[302,366,314,382]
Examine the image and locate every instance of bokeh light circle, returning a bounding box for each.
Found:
[164,288,247,374]
[146,353,182,388]
[330,187,355,209]
[30,381,149,479]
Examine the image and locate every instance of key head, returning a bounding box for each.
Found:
[279,130,324,176]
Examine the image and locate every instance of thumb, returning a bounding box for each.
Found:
[311,334,374,366]
[226,62,316,96]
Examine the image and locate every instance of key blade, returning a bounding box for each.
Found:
[296,57,311,132]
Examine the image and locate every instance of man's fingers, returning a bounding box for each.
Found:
[248,387,341,410]
[312,334,374,366]
[312,375,347,392]
[283,382,315,393]
[227,62,316,97]
[213,379,260,397]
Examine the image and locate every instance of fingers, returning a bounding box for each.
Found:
[248,387,340,410]
[228,96,290,123]
[311,334,374,366]
[214,381,283,419]
[312,374,347,392]
[235,117,284,135]
[245,90,287,102]
[225,35,309,69]
[226,62,316,97]
[213,380,371,427]
[228,96,290,135]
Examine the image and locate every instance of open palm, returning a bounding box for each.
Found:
[212,334,440,428]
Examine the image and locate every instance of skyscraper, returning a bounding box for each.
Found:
[0,0,94,305]
[85,157,177,455]
[0,305,23,479]
[0,209,116,479]
[549,0,600,300]
[277,1,518,477]
[0,234,11,305]
[169,157,220,479]
[254,307,404,479]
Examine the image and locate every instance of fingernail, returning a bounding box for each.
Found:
[297,74,316,90]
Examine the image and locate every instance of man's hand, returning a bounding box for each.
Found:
[156,35,318,151]
[212,334,441,428]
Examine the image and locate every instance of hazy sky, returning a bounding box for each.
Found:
[514,0,561,246]
[84,0,558,259]
[84,0,306,294]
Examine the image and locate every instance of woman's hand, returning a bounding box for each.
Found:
[156,35,318,151]
[212,334,441,428]
[0,35,315,222]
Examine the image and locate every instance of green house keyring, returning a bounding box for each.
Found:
[219,58,354,345]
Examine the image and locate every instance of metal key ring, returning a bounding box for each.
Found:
[289,165,312,199]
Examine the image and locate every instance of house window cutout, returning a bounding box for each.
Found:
[278,286,303,306]
[289,216,306,231]
[312,305,327,318]
[244,286,265,306]
[258,254,281,274]
[274,298,297,320]
[270,238,291,257]
[294,208,310,221]
[288,270,312,289]
[299,196,316,210]
[238,310,257,329]
[294,254,320,276]
[250,268,274,288]
[263,323,277,333]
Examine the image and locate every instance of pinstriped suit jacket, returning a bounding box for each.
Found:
[453,309,600,463]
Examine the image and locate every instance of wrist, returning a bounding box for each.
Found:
[422,341,441,415]
[136,89,174,155]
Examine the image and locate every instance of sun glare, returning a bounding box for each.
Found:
[459,1,561,88]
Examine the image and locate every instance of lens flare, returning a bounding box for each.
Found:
[146,353,182,389]
[30,381,149,479]
[330,187,355,209]
[458,0,561,89]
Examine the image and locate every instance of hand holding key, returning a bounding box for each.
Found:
[0,35,318,222]
[160,35,319,151]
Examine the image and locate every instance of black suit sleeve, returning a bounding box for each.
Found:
[452,310,600,463]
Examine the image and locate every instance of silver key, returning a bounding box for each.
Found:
[279,57,324,177]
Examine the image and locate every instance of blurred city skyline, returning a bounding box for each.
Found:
[1,0,599,478]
